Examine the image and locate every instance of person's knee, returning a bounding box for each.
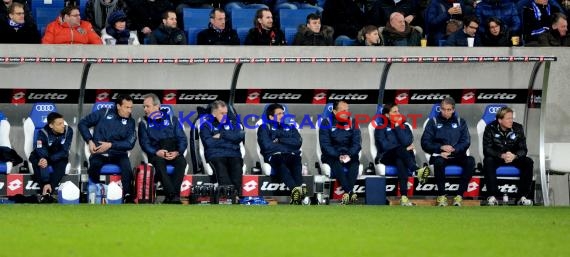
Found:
[432,157,445,167]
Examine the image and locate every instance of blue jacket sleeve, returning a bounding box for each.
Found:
[374,128,388,155]
[427,3,450,29]
[78,110,102,143]
[276,125,302,149]
[257,124,282,154]
[200,123,224,149]
[220,123,245,144]
[174,117,188,153]
[348,121,362,157]
[33,129,50,159]
[50,126,73,162]
[421,119,442,155]
[111,119,136,151]
[319,119,340,158]
[138,121,157,156]
[453,118,471,154]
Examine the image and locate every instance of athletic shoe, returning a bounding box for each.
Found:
[487,196,499,206]
[341,193,350,205]
[517,196,533,206]
[417,165,431,185]
[350,192,358,203]
[400,195,415,206]
[301,184,308,198]
[453,195,463,207]
[290,186,302,205]
[40,193,54,204]
[436,195,448,206]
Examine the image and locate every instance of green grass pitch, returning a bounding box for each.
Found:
[0,205,569,257]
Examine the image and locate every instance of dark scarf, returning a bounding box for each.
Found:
[8,19,24,30]
[384,23,413,39]
[105,26,131,44]
[94,0,119,29]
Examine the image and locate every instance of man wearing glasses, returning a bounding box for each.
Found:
[421,97,475,206]
[42,5,102,44]
[0,2,40,43]
[445,15,482,46]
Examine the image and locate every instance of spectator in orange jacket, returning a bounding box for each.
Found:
[42,5,102,44]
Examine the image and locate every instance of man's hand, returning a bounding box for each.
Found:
[97,141,112,153]
[441,145,455,153]
[406,144,415,151]
[441,152,452,159]
[156,149,168,159]
[504,152,516,163]
[142,27,152,35]
[404,15,414,24]
[38,158,48,169]
[88,140,100,154]
[165,151,179,160]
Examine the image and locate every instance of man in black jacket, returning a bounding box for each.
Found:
[244,8,286,45]
[197,8,240,45]
[483,106,534,206]
[149,10,187,45]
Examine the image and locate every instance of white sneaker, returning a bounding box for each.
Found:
[487,196,499,206]
[518,197,533,206]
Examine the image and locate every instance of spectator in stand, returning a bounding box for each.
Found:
[244,8,286,45]
[529,12,569,46]
[475,0,520,35]
[148,10,187,45]
[274,0,323,13]
[382,12,422,46]
[126,0,172,43]
[445,15,482,46]
[84,0,129,35]
[0,0,32,24]
[425,0,473,46]
[322,0,367,43]
[522,0,561,44]
[101,10,140,45]
[368,0,423,28]
[197,8,240,45]
[0,2,40,43]
[42,5,103,44]
[292,13,334,46]
[356,25,383,46]
[481,17,512,46]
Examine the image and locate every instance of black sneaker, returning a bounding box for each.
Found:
[40,193,53,204]
[123,193,134,204]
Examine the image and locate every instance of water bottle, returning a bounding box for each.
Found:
[302,163,308,176]
[87,183,97,204]
[503,193,509,205]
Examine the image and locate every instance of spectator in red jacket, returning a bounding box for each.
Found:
[42,5,103,44]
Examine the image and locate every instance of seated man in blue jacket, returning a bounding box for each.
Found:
[200,100,244,194]
[79,94,136,203]
[257,103,304,205]
[483,106,533,206]
[421,97,475,207]
[319,100,361,205]
[139,93,188,204]
[375,103,430,206]
[29,112,73,203]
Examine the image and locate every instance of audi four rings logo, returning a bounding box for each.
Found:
[35,105,55,112]
[96,104,114,110]
[488,106,503,113]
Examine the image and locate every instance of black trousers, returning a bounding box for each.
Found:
[483,156,534,198]
[431,155,475,196]
[209,157,243,190]
[268,154,302,191]
[381,146,417,196]
[322,155,359,194]
[150,155,187,197]
[30,155,67,192]
[88,154,132,196]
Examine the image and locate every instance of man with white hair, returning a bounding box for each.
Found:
[535,13,569,46]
